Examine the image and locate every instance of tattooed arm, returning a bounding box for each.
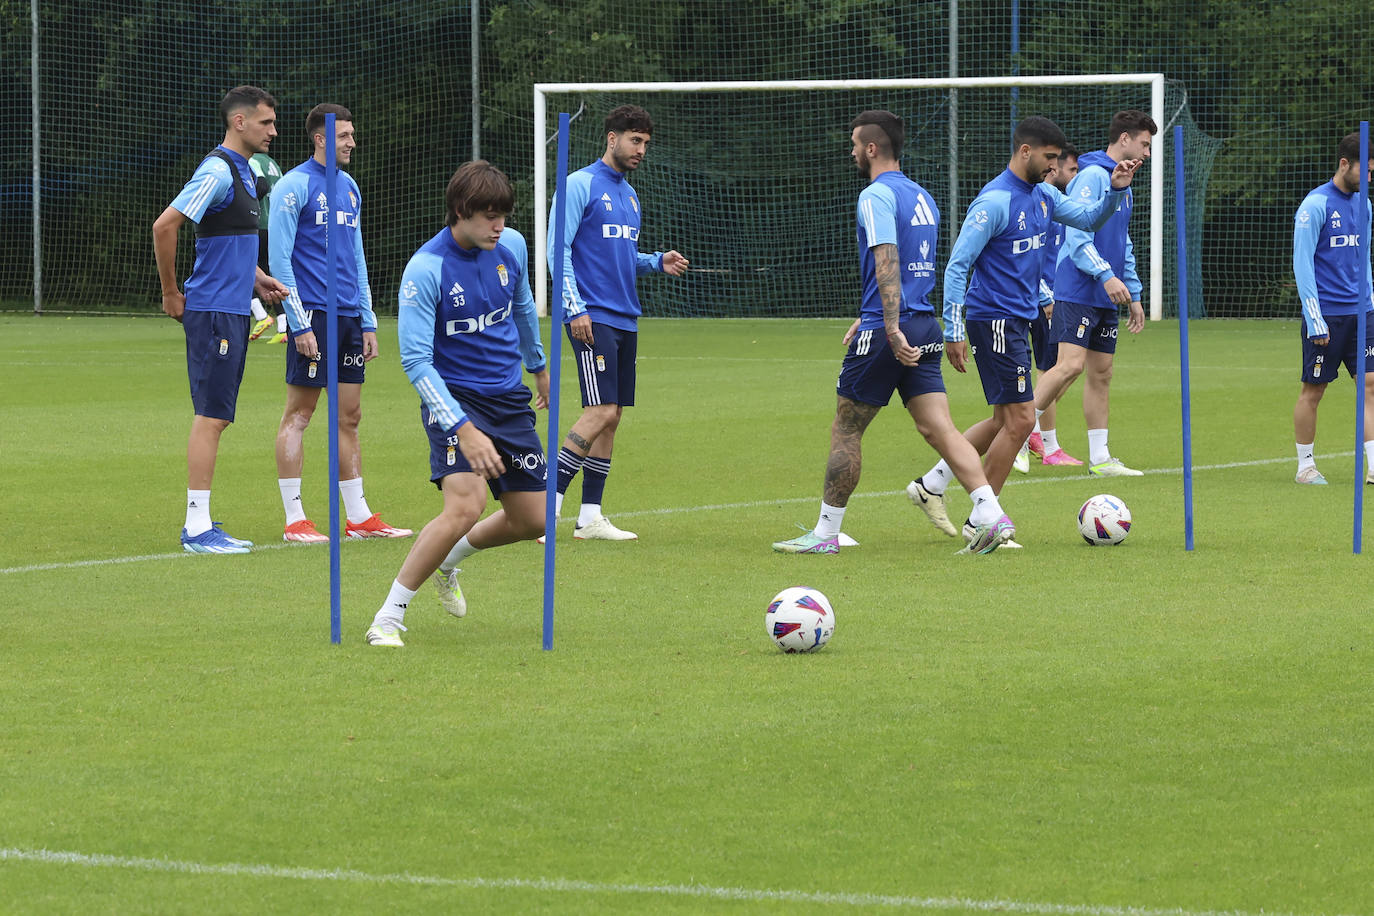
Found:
[874,243,919,365]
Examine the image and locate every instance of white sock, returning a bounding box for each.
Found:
[1296,443,1315,472]
[276,313,287,333]
[185,489,212,536]
[967,485,1003,526]
[1364,441,1374,476]
[278,477,306,525]
[577,503,601,527]
[921,461,953,495]
[339,477,372,524]
[1043,428,1061,455]
[372,579,417,628]
[815,501,845,538]
[1032,412,1043,434]
[250,297,268,321]
[554,491,565,519]
[1087,428,1110,466]
[440,535,481,572]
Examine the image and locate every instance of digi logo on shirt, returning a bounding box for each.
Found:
[1011,233,1047,254]
[445,300,513,335]
[602,224,640,240]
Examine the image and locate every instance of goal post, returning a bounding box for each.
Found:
[534,74,1168,321]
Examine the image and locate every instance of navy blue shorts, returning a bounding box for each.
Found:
[836,314,947,407]
[286,312,365,387]
[184,310,250,421]
[966,317,1034,405]
[1302,314,1374,384]
[567,323,636,407]
[1029,305,1058,371]
[1053,299,1119,354]
[424,386,547,497]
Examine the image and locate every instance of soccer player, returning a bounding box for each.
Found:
[1029,110,1156,477]
[1017,143,1084,471]
[772,110,1014,556]
[365,160,549,647]
[545,105,688,541]
[910,116,1140,545]
[153,85,289,554]
[1291,132,1374,485]
[268,103,411,543]
[248,151,284,341]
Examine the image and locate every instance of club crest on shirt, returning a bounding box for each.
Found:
[630,195,639,214]
[496,264,509,287]
[1039,201,1048,218]
[349,191,357,208]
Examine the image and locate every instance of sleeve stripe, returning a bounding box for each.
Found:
[184,173,220,218]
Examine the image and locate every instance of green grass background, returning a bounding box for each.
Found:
[2,316,1371,914]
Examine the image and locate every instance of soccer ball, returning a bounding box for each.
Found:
[766,587,835,653]
[1077,494,1132,545]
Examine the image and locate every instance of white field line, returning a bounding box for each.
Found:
[0,452,1354,577]
[0,848,1358,916]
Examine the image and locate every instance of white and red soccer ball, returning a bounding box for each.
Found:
[766,586,835,652]
[1078,494,1132,546]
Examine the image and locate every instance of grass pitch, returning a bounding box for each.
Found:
[1,315,1371,914]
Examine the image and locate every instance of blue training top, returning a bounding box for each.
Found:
[943,167,1125,341]
[1293,180,1374,338]
[398,226,546,433]
[547,159,664,332]
[1053,150,1141,310]
[855,170,940,330]
[168,146,260,315]
[268,158,376,332]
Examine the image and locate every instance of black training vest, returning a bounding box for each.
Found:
[195,149,260,239]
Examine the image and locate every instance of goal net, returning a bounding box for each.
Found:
[534,76,1215,321]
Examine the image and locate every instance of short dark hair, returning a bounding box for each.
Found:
[605,105,653,136]
[221,86,276,126]
[1338,132,1364,168]
[850,109,904,160]
[445,160,514,225]
[1061,142,1080,161]
[1012,116,1066,152]
[1108,109,1158,142]
[306,103,353,143]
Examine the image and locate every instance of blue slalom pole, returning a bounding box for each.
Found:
[542,112,571,651]
[1174,125,1194,551]
[325,113,342,643]
[1354,121,1369,554]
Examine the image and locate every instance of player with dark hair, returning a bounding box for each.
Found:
[544,104,689,542]
[909,116,1141,547]
[268,103,411,543]
[1291,132,1374,485]
[773,110,1014,555]
[153,85,289,554]
[1030,109,1157,478]
[365,160,549,647]
[1017,142,1083,471]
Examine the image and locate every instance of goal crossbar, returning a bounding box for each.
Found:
[533,74,1167,320]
